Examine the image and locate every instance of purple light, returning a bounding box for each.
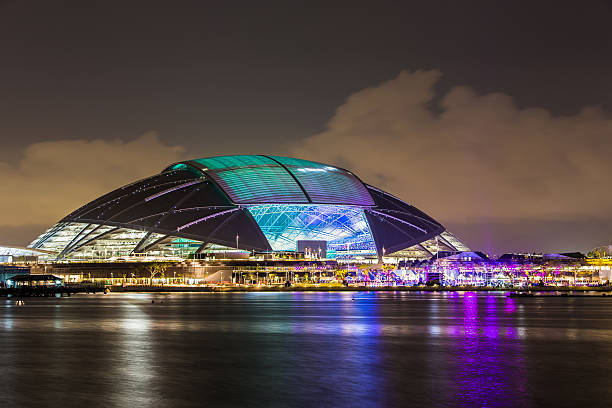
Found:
[369,210,427,233]
[176,208,239,231]
[145,180,203,202]
[452,294,528,406]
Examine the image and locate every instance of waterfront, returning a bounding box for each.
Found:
[2,292,612,407]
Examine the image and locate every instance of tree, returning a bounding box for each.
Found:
[334,270,347,282]
[135,262,171,285]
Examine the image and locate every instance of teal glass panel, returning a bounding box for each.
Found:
[164,163,204,178]
[269,156,374,206]
[193,156,308,204]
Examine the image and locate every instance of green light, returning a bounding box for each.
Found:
[193,155,308,203]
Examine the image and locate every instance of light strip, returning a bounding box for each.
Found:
[176,208,239,231]
[369,210,427,233]
[376,208,441,227]
[145,180,203,202]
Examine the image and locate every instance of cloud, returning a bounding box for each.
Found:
[0,132,185,230]
[293,70,612,231]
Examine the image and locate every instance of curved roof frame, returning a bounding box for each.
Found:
[165,155,375,207]
[29,156,462,259]
[264,155,312,203]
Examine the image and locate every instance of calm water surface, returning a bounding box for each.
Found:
[1,291,612,407]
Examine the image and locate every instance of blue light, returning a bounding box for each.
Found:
[247,204,377,257]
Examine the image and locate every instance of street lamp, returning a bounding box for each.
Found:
[346,242,350,278]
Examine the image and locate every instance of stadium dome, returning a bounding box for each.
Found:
[29,155,468,261]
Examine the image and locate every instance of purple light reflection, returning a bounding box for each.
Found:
[453,293,528,407]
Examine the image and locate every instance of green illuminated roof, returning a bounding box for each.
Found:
[166,155,374,206]
[192,156,308,203]
[269,156,374,205]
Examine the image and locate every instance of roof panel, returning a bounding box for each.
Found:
[269,156,374,206]
[192,156,308,204]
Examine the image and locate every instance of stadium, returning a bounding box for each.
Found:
[28,155,468,263]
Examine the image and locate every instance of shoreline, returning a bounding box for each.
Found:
[108,284,612,293]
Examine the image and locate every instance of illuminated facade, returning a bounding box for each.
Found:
[247,204,377,257]
[29,155,468,261]
[0,245,48,263]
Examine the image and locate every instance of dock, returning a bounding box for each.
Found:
[0,284,105,297]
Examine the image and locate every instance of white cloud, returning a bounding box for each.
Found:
[0,132,185,227]
[293,70,612,224]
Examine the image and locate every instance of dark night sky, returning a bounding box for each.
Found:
[1,0,612,254]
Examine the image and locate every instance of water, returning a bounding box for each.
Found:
[1,291,612,407]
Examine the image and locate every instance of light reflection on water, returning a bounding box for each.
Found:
[113,303,158,407]
[452,292,528,407]
[1,292,612,407]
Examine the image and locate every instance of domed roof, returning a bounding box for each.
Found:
[29,155,455,259]
[166,155,375,206]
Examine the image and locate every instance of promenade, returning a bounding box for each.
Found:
[108,284,612,293]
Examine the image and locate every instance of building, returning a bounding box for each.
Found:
[29,155,468,262]
[5,274,63,288]
[0,245,48,263]
[0,265,31,286]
